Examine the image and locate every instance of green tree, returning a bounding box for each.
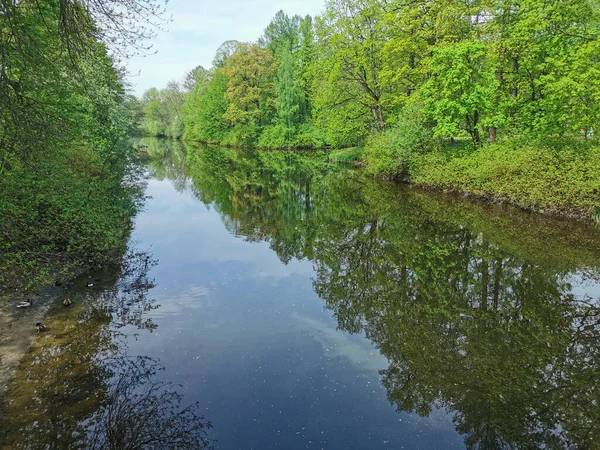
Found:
[183,68,230,143]
[259,10,303,54]
[224,43,278,145]
[421,41,497,145]
[312,0,388,147]
[212,40,239,68]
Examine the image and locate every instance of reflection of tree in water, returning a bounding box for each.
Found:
[182,145,600,449]
[0,249,213,449]
[98,250,160,332]
[312,178,600,449]
[86,356,212,450]
[186,143,328,262]
[135,137,191,193]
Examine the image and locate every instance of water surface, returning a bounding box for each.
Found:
[2,138,600,449]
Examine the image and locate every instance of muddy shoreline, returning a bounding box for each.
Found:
[0,285,66,396]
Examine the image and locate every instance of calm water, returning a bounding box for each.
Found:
[2,138,600,449]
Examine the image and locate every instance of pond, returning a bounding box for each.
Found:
[2,138,600,449]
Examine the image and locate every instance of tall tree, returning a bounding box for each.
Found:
[312,0,389,147]
[182,68,230,142]
[223,43,278,142]
[421,41,497,145]
[212,40,239,68]
[275,48,304,140]
[259,10,303,54]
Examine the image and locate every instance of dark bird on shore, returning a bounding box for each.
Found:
[63,298,72,307]
[16,300,33,309]
[36,322,48,332]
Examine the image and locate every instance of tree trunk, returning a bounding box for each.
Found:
[488,67,504,144]
[488,126,496,144]
[372,103,385,132]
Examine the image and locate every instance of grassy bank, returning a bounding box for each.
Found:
[363,136,600,220]
[0,147,144,294]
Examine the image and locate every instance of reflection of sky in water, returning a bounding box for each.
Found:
[126,177,464,449]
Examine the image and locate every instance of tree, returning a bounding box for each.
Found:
[182,68,230,142]
[311,0,389,147]
[298,15,316,121]
[223,43,278,144]
[183,65,209,91]
[421,41,497,146]
[212,40,239,68]
[275,47,304,142]
[259,10,303,54]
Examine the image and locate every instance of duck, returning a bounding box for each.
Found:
[36,322,48,332]
[63,298,72,307]
[16,300,33,309]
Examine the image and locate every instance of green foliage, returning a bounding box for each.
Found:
[259,10,302,54]
[364,103,433,176]
[292,123,325,148]
[140,83,187,138]
[183,69,230,143]
[275,48,304,142]
[422,41,497,145]
[0,151,143,291]
[409,138,600,218]
[141,0,600,218]
[257,124,289,148]
[224,43,278,133]
[176,12,318,149]
[0,0,147,292]
[311,0,387,147]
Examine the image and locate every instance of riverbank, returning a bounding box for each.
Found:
[360,137,600,222]
[0,286,66,396]
[143,136,600,221]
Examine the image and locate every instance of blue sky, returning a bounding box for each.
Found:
[126,0,325,96]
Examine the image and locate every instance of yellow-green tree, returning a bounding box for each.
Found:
[224,43,279,145]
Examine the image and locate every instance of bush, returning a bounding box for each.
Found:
[257,124,288,148]
[0,146,144,292]
[364,103,434,176]
[411,138,600,217]
[222,123,259,147]
[292,123,325,148]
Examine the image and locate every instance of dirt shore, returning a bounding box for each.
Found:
[0,286,65,396]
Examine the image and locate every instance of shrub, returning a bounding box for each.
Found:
[222,124,259,147]
[257,124,288,148]
[0,146,144,292]
[411,138,600,217]
[364,103,433,176]
[292,123,325,149]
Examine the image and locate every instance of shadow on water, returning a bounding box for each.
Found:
[0,249,213,450]
[178,140,600,449]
